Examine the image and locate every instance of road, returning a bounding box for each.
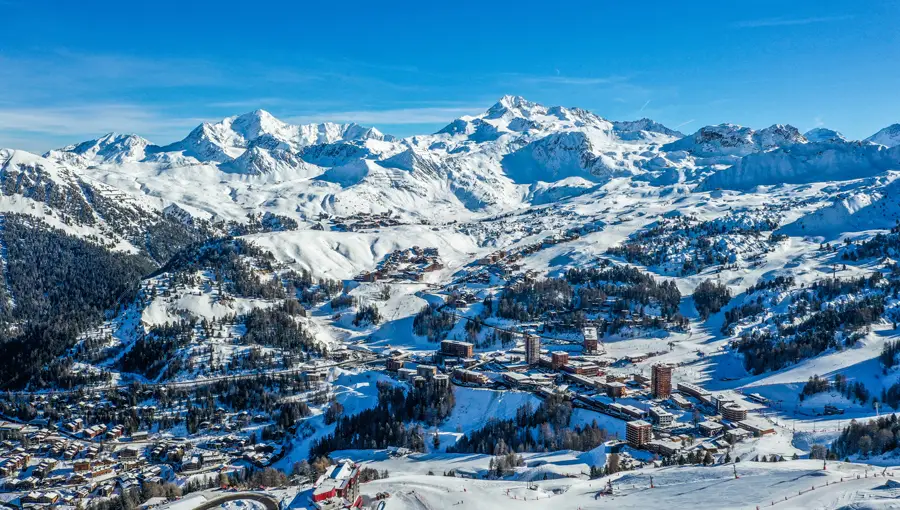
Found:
[158,491,280,510]
[192,492,279,510]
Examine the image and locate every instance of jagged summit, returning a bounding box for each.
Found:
[162,110,392,163]
[436,95,613,139]
[612,118,684,140]
[662,122,805,158]
[486,95,544,117]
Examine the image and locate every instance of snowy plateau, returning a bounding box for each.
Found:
[4,95,900,509]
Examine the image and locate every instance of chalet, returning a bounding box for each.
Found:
[130,431,149,442]
[17,477,37,490]
[71,473,92,487]
[0,422,26,440]
[92,465,114,477]
[95,483,115,497]
[64,419,84,433]
[119,446,141,459]
[22,491,60,505]
[34,459,57,477]
[84,424,107,439]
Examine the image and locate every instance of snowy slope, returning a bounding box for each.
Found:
[697,141,900,191]
[340,456,895,510]
[0,148,186,252]
[805,127,848,144]
[780,174,900,237]
[662,123,805,160]
[612,118,684,141]
[866,124,900,148]
[153,109,391,165]
[49,132,152,164]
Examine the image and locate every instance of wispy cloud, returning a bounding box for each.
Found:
[0,49,448,150]
[514,74,629,86]
[0,49,659,151]
[0,104,204,151]
[0,52,225,102]
[733,15,853,28]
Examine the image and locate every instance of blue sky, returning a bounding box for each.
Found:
[1,0,898,152]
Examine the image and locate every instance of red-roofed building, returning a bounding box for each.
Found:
[312,461,362,509]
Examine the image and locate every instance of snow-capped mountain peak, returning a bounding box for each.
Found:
[662,122,805,160]
[227,109,286,141]
[804,127,848,143]
[612,118,684,141]
[486,94,544,119]
[752,123,806,149]
[436,96,615,142]
[33,97,900,229]
[50,132,152,164]
[153,111,393,164]
[865,123,900,147]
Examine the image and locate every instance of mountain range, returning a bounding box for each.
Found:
[0,95,894,242]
